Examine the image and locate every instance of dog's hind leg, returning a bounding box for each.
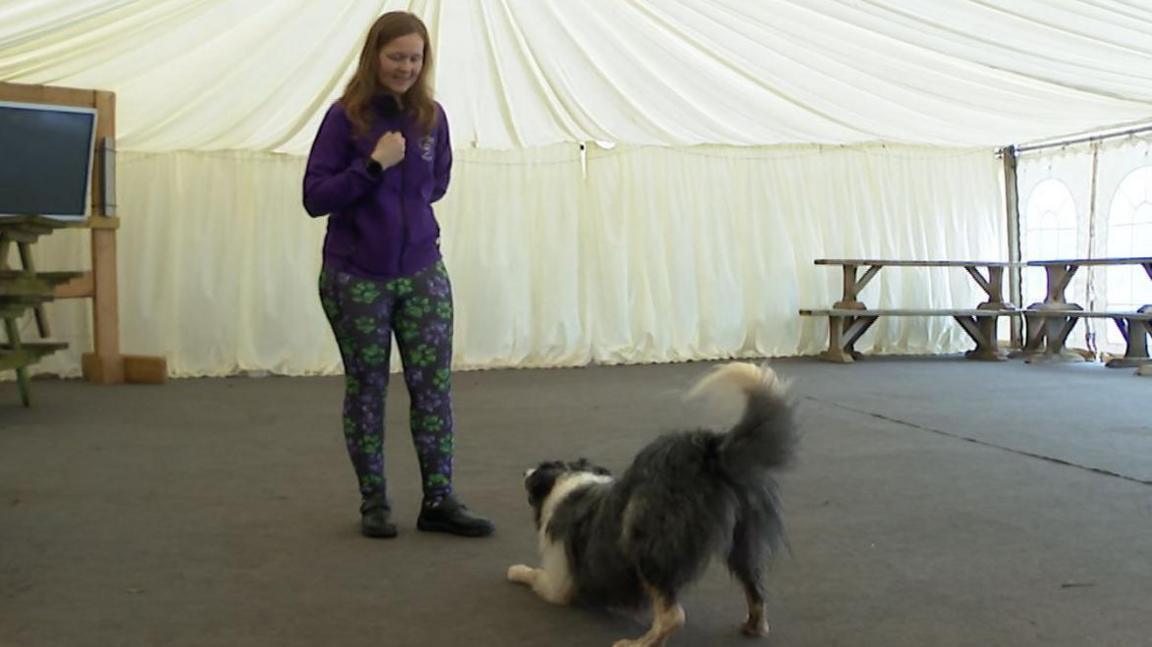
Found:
[739,585,769,637]
[612,582,685,647]
[728,519,771,637]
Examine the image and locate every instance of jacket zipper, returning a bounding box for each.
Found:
[397,157,407,277]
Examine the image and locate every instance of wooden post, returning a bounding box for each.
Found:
[81,226,124,382]
[78,88,125,382]
[1002,146,1022,347]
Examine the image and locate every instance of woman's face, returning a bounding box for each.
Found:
[377,33,425,96]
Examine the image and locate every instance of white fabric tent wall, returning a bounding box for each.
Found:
[2,0,1151,376]
[25,144,1003,377]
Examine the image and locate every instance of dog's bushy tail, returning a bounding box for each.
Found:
[689,362,797,481]
[690,362,797,569]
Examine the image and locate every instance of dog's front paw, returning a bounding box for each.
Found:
[612,640,645,647]
[507,564,535,584]
[741,617,770,637]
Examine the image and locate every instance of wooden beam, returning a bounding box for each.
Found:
[63,216,120,231]
[53,272,95,299]
[0,82,96,105]
[123,355,168,384]
[91,90,115,219]
[86,227,123,383]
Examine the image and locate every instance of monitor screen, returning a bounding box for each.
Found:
[0,101,98,221]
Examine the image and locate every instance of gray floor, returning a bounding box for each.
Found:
[1,358,1150,647]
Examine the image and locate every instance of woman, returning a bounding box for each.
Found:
[303,11,493,539]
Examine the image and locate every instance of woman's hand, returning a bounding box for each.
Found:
[371,131,406,168]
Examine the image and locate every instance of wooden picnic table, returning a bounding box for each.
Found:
[815,259,1023,311]
[803,259,1024,362]
[1025,257,1152,308]
[1023,257,1152,366]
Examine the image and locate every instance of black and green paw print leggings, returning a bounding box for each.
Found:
[319,260,455,507]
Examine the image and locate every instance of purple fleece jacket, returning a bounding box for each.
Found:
[303,95,452,279]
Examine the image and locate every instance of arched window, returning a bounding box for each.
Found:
[1022,179,1078,304]
[1102,166,1152,345]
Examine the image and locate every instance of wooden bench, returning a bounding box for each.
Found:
[1023,308,1152,367]
[800,308,1019,363]
[1024,258,1152,366]
[802,259,1022,363]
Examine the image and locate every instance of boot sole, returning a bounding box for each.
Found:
[361,524,399,539]
[416,519,494,537]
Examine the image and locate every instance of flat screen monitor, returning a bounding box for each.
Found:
[0,100,98,221]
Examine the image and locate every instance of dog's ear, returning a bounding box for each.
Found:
[525,461,565,505]
[571,457,612,477]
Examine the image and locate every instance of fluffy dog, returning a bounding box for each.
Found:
[507,362,798,646]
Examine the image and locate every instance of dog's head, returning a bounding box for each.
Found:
[523,458,611,525]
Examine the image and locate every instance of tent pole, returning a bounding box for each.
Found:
[1015,123,1152,155]
[1001,146,1023,348]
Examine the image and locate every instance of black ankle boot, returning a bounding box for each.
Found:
[360,498,398,539]
[417,495,495,537]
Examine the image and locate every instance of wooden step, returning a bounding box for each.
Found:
[0,270,85,283]
[0,271,85,296]
[0,341,69,370]
[0,295,51,318]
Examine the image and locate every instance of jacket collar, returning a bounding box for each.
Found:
[371,92,404,117]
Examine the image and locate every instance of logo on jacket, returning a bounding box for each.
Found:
[420,135,435,162]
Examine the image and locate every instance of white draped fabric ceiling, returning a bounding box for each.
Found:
[2,0,1151,151]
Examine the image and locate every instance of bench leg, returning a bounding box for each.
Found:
[1045,317,1079,355]
[1022,311,1061,359]
[1104,317,1151,368]
[1023,311,1086,363]
[17,241,49,338]
[833,265,881,310]
[16,366,30,407]
[3,317,31,407]
[823,315,852,363]
[821,315,877,363]
[954,316,1006,361]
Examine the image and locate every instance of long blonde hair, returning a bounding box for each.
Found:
[340,11,437,135]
